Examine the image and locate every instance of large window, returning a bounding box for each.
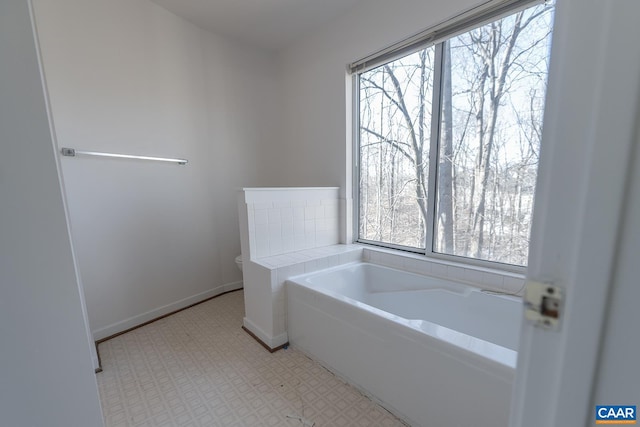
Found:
[355,1,554,268]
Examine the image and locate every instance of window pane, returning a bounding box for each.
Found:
[358,48,435,248]
[434,4,555,265]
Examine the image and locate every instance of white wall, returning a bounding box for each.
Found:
[278,0,481,191]
[32,0,282,339]
[240,188,341,259]
[0,0,104,425]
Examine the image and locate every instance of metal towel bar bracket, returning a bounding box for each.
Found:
[60,147,188,165]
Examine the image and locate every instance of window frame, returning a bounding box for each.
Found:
[352,0,550,274]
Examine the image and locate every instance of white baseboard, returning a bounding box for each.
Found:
[243,317,288,349]
[93,281,243,341]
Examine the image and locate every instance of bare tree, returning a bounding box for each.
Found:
[358,2,554,264]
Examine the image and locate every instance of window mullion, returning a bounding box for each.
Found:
[425,42,444,255]
[352,74,361,243]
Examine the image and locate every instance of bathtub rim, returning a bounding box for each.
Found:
[286,261,519,369]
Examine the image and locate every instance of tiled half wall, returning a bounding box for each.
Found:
[237,187,346,350]
[238,187,341,260]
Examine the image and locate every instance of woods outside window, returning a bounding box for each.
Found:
[354,0,555,268]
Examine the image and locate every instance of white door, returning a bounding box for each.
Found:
[510,0,640,426]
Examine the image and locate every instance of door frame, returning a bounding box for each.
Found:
[510,0,640,425]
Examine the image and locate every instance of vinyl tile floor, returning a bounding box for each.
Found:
[96,290,407,427]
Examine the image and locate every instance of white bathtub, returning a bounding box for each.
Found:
[287,262,521,427]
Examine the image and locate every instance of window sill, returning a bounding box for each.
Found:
[360,245,526,296]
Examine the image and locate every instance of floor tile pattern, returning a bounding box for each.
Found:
[97,290,406,427]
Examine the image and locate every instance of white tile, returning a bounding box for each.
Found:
[328,244,344,253]
[316,257,329,270]
[315,246,334,255]
[281,254,298,264]
[371,252,386,266]
[272,277,285,293]
[255,236,269,259]
[276,266,291,285]
[326,254,341,267]
[304,220,315,234]
[304,233,315,249]
[326,245,343,254]
[326,216,338,230]
[340,251,361,264]
[268,222,281,239]
[254,209,269,226]
[252,202,272,210]
[314,232,326,247]
[281,222,294,238]
[272,293,285,314]
[378,253,394,268]
[431,262,448,278]
[306,247,322,256]
[327,229,340,245]
[258,259,275,268]
[304,260,318,273]
[293,206,305,220]
[306,248,323,257]
[404,257,423,274]
[392,254,406,269]
[268,208,281,224]
[274,255,293,266]
[273,201,291,208]
[304,206,316,220]
[288,263,304,277]
[482,272,505,290]
[255,222,269,239]
[416,260,433,276]
[247,209,255,230]
[463,268,483,285]
[315,217,327,231]
[305,199,321,206]
[288,252,309,262]
[270,235,283,255]
[293,236,306,251]
[282,236,294,253]
[315,205,325,219]
[316,232,333,247]
[281,207,293,223]
[447,266,466,282]
[293,220,305,235]
[264,255,280,265]
[249,234,256,259]
[369,251,384,265]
